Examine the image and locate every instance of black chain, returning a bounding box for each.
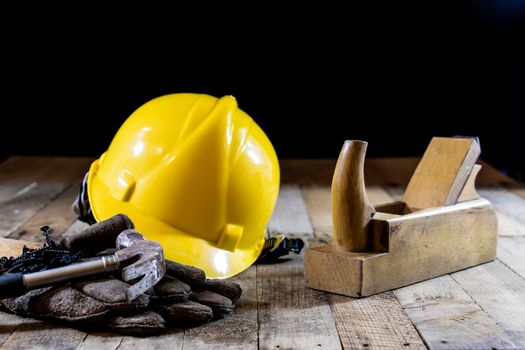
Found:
[0,226,82,274]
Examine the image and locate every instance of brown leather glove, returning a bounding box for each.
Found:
[1,215,241,336]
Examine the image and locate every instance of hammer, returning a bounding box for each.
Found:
[0,229,165,301]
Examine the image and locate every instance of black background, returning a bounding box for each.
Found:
[2,1,525,180]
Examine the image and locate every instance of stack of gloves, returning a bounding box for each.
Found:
[0,214,241,335]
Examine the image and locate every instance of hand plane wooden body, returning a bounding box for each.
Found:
[304,137,497,297]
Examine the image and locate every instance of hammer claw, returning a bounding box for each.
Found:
[121,257,159,281]
[124,257,165,300]
[126,271,158,301]
[114,229,166,300]
[122,262,144,282]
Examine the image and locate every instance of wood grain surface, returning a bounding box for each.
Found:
[0,156,524,349]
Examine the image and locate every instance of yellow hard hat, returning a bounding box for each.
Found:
[86,93,280,278]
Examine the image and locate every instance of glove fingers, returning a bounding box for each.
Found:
[148,275,191,304]
[120,260,162,301]
[1,287,52,315]
[165,260,206,286]
[105,310,165,336]
[200,279,242,303]
[1,216,243,335]
[61,214,134,254]
[190,289,234,319]
[157,300,213,326]
[74,277,149,310]
[4,285,109,323]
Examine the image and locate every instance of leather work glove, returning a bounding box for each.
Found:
[0,214,242,336]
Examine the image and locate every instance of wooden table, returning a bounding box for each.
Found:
[1,156,524,350]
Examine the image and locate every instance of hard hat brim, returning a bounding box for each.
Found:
[87,160,264,279]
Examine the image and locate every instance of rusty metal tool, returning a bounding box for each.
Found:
[0,229,165,301]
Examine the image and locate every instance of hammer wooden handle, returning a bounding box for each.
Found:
[332,140,375,252]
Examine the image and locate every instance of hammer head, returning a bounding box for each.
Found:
[114,229,166,300]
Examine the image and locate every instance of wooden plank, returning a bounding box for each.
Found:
[394,275,518,349]
[509,185,525,200]
[302,186,332,244]
[0,157,91,237]
[364,158,421,187]
[0,182,67,236]
[0,157,92,348]
[0,230,38,350]
[0,312,34,347]
[331,292,425,349]
[80,330,184,350]
[267,184,313,239]
[0,157,49,182]
[367,186,395,206]
[110,330,184,350]
[257,256,341,350]
[0,157,92,183]
[0,156,518,349]
[301,185,425,348]
[0,182,35,205]
[497,211,525,236]
[265,180,338,347]
[451,260,525,347]
[383,185,405,201]
[8,184,80,242]
[76,333,122,350]
[281,158,423,187]
[183,266,257,350]
[498,236,525,279]
[476,159,519,185]
[0,237,39,257]
[0,321,86,350]
[479,187,525,224]
[280,159,336,186]
[280,157,514,187]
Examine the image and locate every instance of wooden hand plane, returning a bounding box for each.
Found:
[304,137,497,297]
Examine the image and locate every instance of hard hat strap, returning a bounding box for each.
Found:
[256,235,305,263]
[73,172,96,225]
